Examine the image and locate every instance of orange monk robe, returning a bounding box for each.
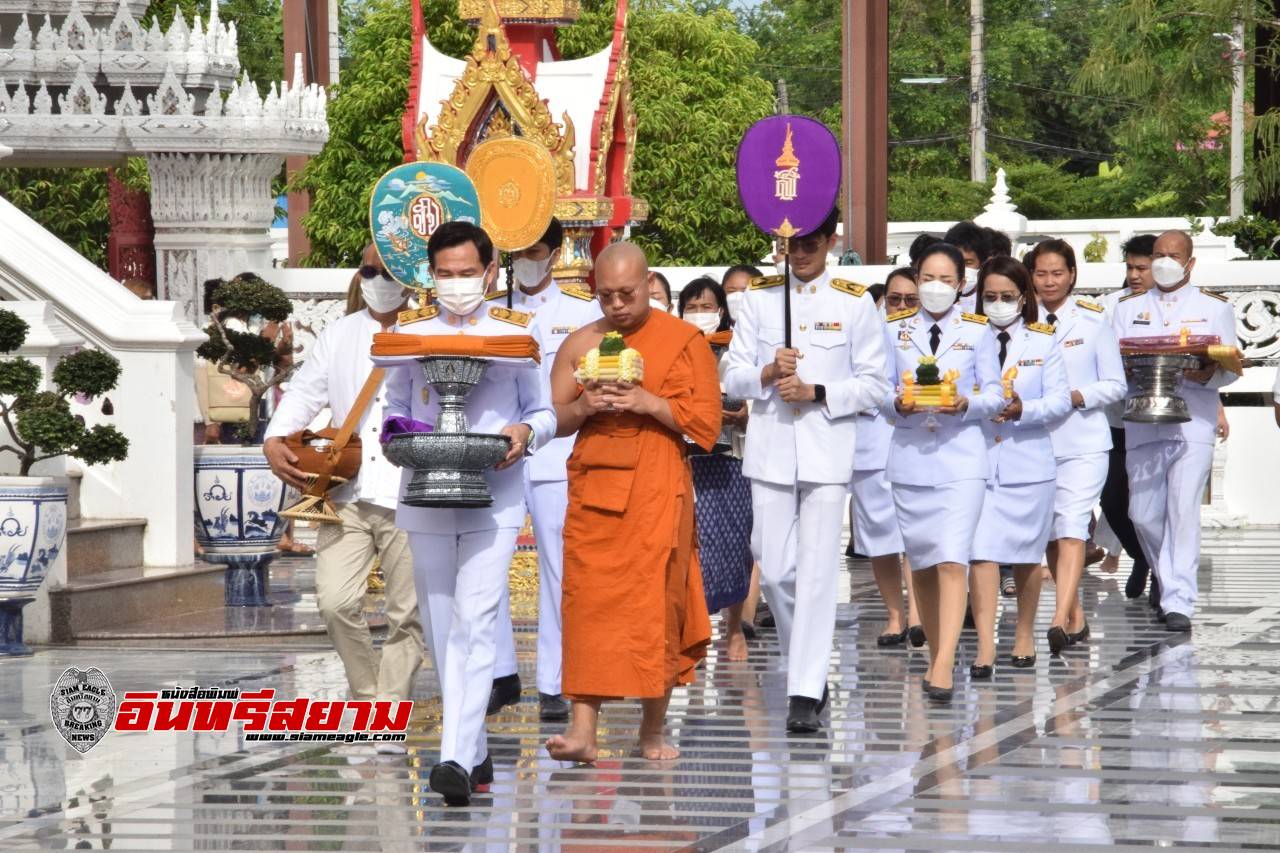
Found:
[561,310,723,700]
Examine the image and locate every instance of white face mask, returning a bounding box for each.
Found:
[1151,256,1187,289]
[361,277,407,313]
[435,275,487,316]
[963,267,979,292]
[725,290,746,321]
[648,297,671,313]
[513,256,552,289]
[685,311,722,335]
[918,280,958,314]
[983,299,1021,327]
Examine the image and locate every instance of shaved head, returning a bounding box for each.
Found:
[1154,230,1193,260]
[594,241,650,331]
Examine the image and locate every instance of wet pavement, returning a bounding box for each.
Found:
[3,527,1279,850]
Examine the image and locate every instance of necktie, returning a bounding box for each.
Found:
[1046,312,1058,326]
[997,330,1011,366]
[929,324,942,354]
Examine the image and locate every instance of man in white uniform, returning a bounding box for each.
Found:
[1111,230,1238,633]
[724,208,890,733]
[489,219,601,722]
[264,244,425,722]
[383,221,556,805]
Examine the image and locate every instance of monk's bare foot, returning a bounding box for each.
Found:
[546,732,597,764]
[726,630,748,662]
[636,731,679,761]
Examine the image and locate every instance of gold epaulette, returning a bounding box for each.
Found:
[961,312,988,325]
[750,275,784,289]
[886,307,918,322]
[830,278,867,297]
[489,306,531,327]
[397,304,439,326]
[559,283,594,301]
[1076,298,1104,313]
[484,289,509,301]
[1203,289,1229,302]
[1027,321,1055,335]
[1118,290,1144,303]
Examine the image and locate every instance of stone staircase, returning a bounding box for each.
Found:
[47,470,225,642]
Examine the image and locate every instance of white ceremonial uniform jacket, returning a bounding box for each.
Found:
[723,269,890,485]
[264,309,402,509]
[881,304,1005,487]
[382,300,557,534]
[511,283,603,483]
[1043,298,1126,459]
[981,318,1072,485]
[1110,283,1238,448]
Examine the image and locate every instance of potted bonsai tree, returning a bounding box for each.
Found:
[193,274,301,607]
[0,308,128,655]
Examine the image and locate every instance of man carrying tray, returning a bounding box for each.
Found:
[1110,229,1238,633]
[378,220,556,805]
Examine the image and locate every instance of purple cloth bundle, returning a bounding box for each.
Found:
[380,415,433,443]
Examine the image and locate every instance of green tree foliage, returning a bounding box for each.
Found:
[296,0,773,266]
[0,311,129,476]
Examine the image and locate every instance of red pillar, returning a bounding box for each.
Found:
[841,0,888,264]
[284,0,332,264]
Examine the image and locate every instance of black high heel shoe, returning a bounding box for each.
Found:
[1068,620,1090,645]
[969,663,994,680]
[1047,626,1070,656]
[877,628,908,647]
[926,682,954,702]
[908,625,926,647]
[1010,653,1037,668]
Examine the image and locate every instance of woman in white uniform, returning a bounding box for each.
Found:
[886,244,1005,701]
[853,267,922,647]
[969,256,1072,675]
[1026,239,1126,655]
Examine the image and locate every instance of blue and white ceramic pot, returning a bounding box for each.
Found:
[0,476,68,656]
[193,446,293,607]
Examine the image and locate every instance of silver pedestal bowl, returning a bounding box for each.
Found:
[1122,352,1201,424]
[383,355,511,508]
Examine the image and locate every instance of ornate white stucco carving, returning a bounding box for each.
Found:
[289,298,350,365]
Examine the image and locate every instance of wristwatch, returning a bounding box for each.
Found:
[812,384,827,404]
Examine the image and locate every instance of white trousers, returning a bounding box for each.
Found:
[408,528,518,772]
[493,479,567,695]
[750,479,847,700]
[1126,440,1213,618]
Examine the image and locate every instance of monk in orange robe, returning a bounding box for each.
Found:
[546,242,721,762]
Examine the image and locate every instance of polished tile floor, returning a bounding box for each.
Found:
[3,527,1280,850]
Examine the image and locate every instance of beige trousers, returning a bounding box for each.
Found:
[315,501,425,701]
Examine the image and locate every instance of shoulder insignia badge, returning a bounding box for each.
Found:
[1027,321,1055,335]
[886,307,918,322]
[1076,298,1104,313]
[830,278,867,297]
[484,289,510,301]
[750,275,784,290]
[1203,289,1229,302]
[397,304,439,326]
[1118,290,1144,302]
[489,306,531,327]
[961,312,989,325]
[559,284,594,301]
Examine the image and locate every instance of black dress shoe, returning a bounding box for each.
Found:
[786,695,821,733]
[1125,564,1150,599]
[1068,621,1091,645]
[877,628,908,647]
[926,683,953,702]
[486,674,522,716]
[1164,612,1192,632]
[539,693,569,722]
[969,663,994,680]
[1047,626,1070,656]
[1010,654,1037,668]
[908,625,926,647]
[471,755,493,787]
[429,760,473,806]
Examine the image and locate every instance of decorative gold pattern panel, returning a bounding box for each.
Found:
[458,0,580,24]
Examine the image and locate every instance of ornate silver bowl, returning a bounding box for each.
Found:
[383,355,511,507]
[1122,353,1201,424]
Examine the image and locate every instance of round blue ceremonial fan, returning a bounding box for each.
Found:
[369,162,482,288]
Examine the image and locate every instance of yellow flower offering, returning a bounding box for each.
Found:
[575,331,644,384]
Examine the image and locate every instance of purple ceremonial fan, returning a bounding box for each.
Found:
[736,115,841,239]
